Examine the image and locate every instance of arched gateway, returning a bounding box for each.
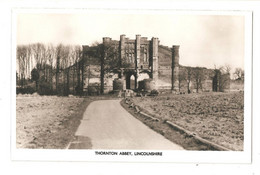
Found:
[81,34,226,94]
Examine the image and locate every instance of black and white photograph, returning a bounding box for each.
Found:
[14,9,252,158]
[1,1,259,174]
[12,8,255,166]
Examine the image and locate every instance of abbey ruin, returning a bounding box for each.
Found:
[81,34,230,94]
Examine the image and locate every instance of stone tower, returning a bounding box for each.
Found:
[120,34,126,62]
[172,45,180,91]
[151,37,159,89]
[135,34,141,69]
[103,37,112,46]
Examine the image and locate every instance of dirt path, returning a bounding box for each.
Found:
[69,100,184,150]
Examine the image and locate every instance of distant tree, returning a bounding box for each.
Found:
[219,65,231,91]
[86,41,130,94]
[213,65,231,92]
[222,64,231,74]
[178,68,186,92]
[55,44,62,92]
[186,67,193,94]
[71,45,82,94]
[17,46,26,87]
[31,68,39,91]
[46,44,56,91]
[233,68,244,81]
[55,44,72,95]
[102,42,131,93]
[193,67,205,93]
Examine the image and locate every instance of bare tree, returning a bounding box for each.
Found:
[213,65,231,92]
[84,42,118,94]
[186,67,192,94]
[17,46,27,87]
[17,43,86,95]
[31,43,44,69]
[70,45,82,94]
[233,67,244,81]
[55,44,71,95]
[193,67,205,93]
[178,68,186,92]
[46,44,56,91]
[222,64,231,74]
[55,44,62,92]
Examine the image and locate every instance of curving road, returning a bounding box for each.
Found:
[70,100,183,150]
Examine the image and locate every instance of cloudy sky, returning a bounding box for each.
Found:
[17,11,245,71]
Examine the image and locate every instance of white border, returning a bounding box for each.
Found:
[11,6,252,164]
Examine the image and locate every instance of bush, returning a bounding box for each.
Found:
[38,81,53,95]
[138,79,154,91]
[149,89,159,96]
[56,83,69,96]
[16,86,35,94]
[113,79,124,91]
[88,86,99,96]
[75,85,82,95]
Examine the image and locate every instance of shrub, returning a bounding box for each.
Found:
[138,79,154,91]
[38,81,53,95]
[75,85,82,95]
[56,83,69,96]
[113,79,124,91]
[16,86,36,94]
[88,86,99,96]
[150,89,159,96]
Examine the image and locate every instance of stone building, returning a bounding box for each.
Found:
[81,34,230,94]
[82,34,181,92]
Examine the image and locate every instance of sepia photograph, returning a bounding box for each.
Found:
[13,8,252,163]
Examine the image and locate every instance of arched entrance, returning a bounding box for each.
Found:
[126,73,136,90]
[124,70,152,90]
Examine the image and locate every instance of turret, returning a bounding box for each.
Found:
[151,37,159,89]
[172,45,180,66]
[120,34,126,61]
[103,37,111,46]
[135,34,141,68]
[171,45,180,91]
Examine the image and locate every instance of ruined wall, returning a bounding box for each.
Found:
[157,45,172,89]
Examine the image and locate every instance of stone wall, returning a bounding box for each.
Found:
[79,35,230,94]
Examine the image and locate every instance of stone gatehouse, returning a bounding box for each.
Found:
[81,34,229,94]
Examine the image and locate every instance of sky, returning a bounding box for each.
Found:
[16,11,245,71]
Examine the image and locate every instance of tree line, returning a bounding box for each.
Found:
[16,42,127,95]
[176,64,243,93]
[17,42,244,95]
[16,43,82,95]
